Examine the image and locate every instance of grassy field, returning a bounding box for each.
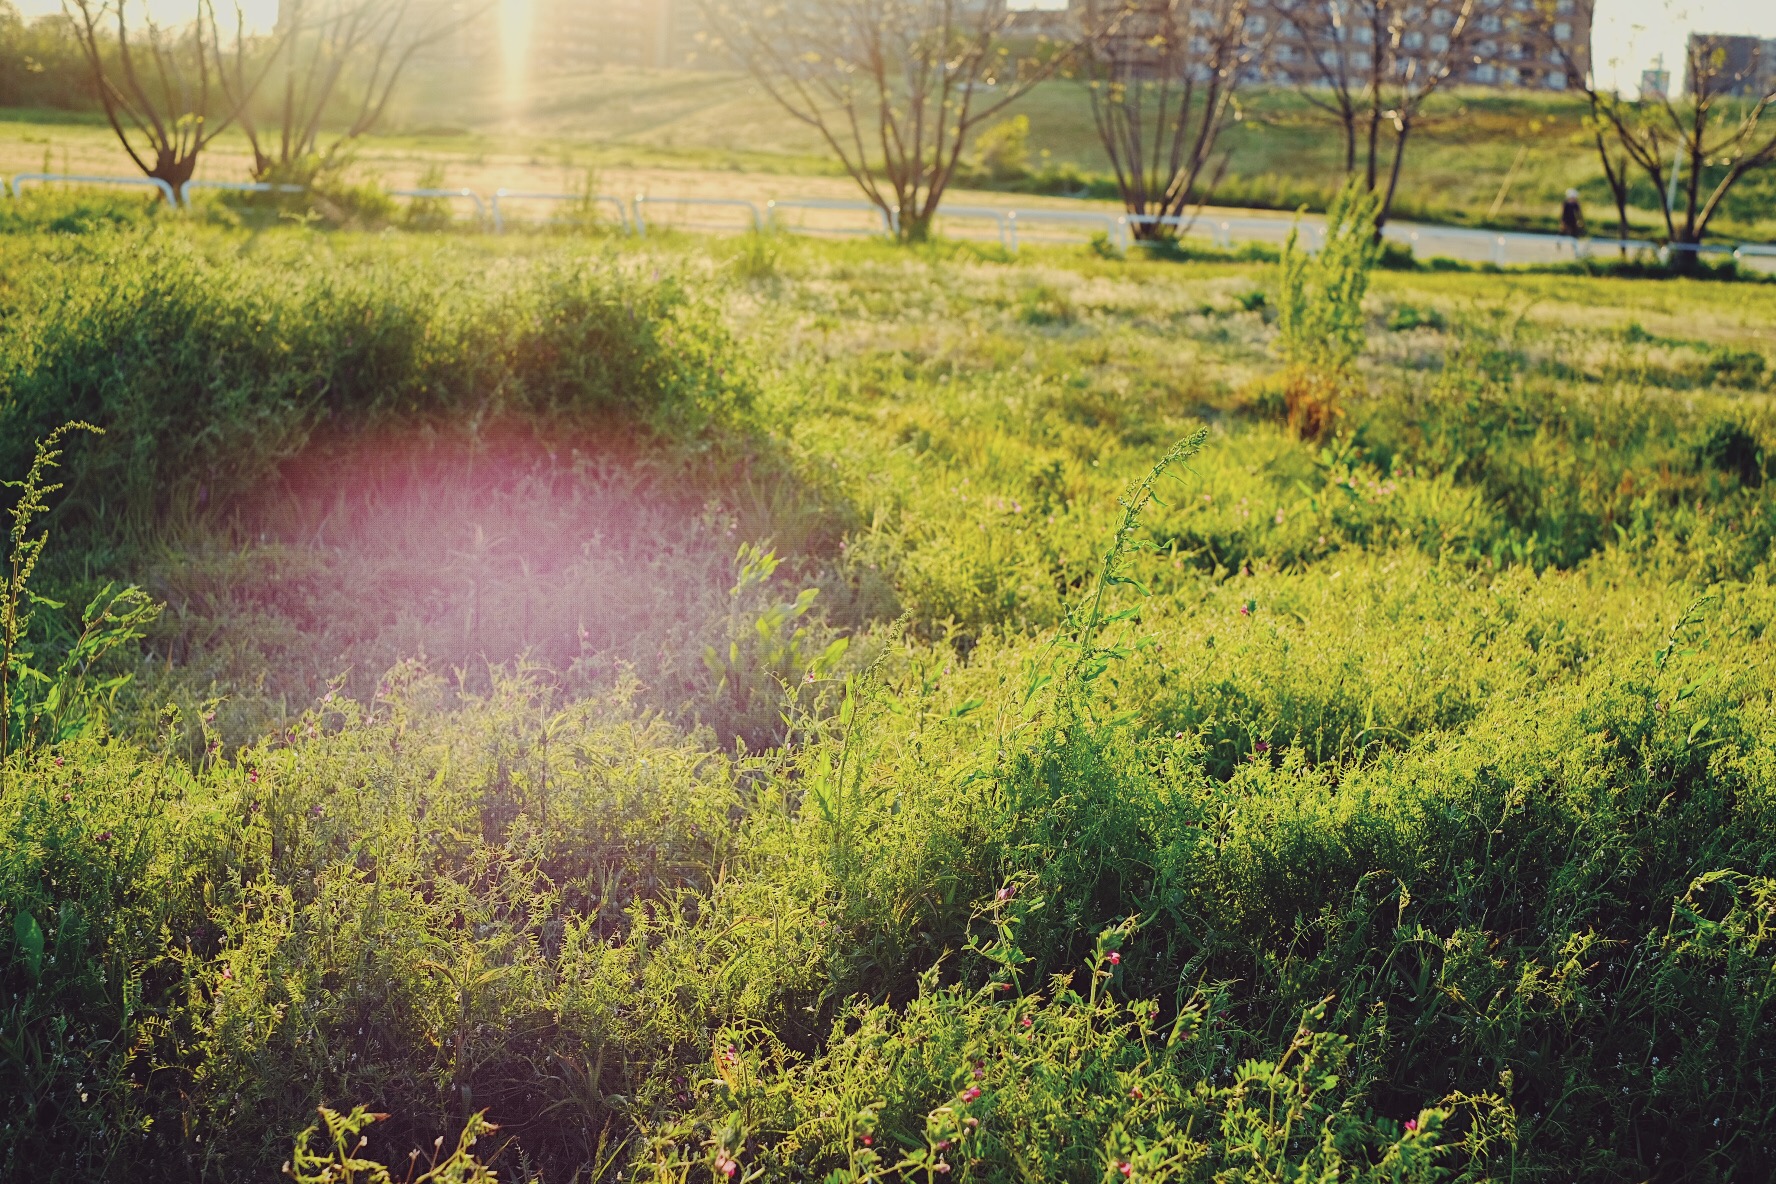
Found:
[1,191,1774,1182]
[9,69,1776,242]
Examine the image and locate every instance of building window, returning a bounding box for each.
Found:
[1351,50,1371,68]
[1554,21,1571,39]
[1403,30,1424,48]
[1429,33,1448,52]
[1474,63,1497,81]
[1480,14,1501,32]
[1247,14,1266,33]
[1354,25,1374,43]
[1547,71,1566,89]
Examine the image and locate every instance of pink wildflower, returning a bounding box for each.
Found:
[1107,951,1121,966]
[1405,1119,1418,1133]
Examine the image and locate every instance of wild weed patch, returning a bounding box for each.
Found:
[1,211,1774,1182]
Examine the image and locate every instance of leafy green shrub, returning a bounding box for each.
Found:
[689,543,850,749]
[1386,302,1447,332]
[671,953,1502,1183]
[403,166,460,232]
[1698,345,1768,390]
[284,1106,499,1184]
[1275,183,1384,437]
[0,189,159,235]
[1692,418,1765,487]
[0,239,753,533]
[970,116,1032,183]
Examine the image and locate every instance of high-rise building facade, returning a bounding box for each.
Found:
[1080,0,1592,92]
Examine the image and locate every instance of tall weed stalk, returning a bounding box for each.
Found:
[2,424,159,782]
[1275,181,1383,438]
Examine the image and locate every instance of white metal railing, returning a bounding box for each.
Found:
[390,187,486,219]
[633,195,762,236]
[934,205,1013,249]
[179,179,305,205]
[765,197,894,237]
[5,172,1775,267]
[10,172,177,206]
[1008,208,1130,251]
[492,190,632,233]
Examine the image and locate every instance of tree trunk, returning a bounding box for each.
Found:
[1375,120,1411,233]
[1668,230,1702,275]
[148,152,198,202]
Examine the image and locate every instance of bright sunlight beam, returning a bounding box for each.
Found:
[499,0,536,112]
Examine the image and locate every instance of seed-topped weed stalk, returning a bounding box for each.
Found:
[1063,427,1211,691]
[3,423,99,771]
[2,423,160,785]
[1001,427,1211,752]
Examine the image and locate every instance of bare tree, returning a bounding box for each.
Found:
[64,0,287,198]
[232,0,481,184]
[1542,2,1776,269]
[1531,1,1629,246]
[1270,0,1488,228]
[1078,0,1263,240]
[700,0,1084,242]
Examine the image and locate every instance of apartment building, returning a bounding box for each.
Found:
[1080,0,1591,91]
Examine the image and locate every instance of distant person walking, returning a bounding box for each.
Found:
[1560,189,1586,239]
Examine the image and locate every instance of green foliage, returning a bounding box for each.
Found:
[971,116,1032,183]
[403,166,460,232]
[3,425,159,765]
[1276,182,1384,379]
[284,1106,499,1184]
[1,218,1774,1184]
[671,949,1497,1184]
[0,236,754,533]
[695,543,851,749]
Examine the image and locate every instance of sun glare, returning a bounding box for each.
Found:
[499,0,536,110]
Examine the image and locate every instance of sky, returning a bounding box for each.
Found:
[14,0,1776,97]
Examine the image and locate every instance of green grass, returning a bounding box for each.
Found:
[9,70,1776,242]
[387,71,1776,241]
[1,201,1774,1182]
